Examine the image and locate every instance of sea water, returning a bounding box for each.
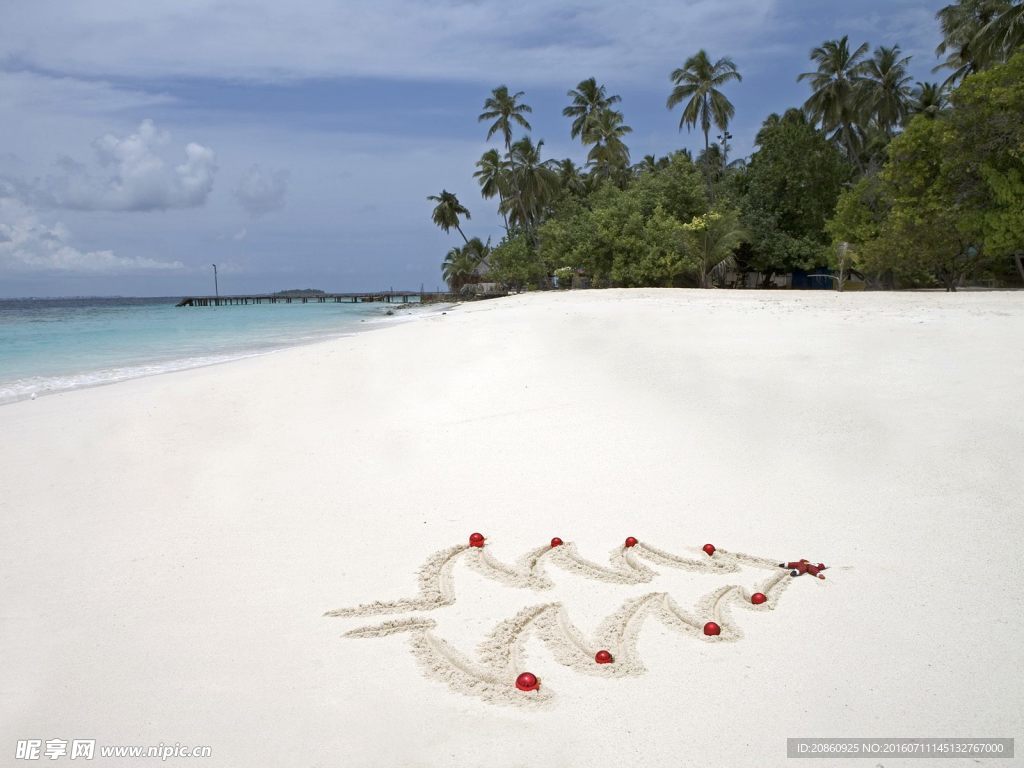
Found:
[0,297,401,404]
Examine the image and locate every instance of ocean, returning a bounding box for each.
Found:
[0,297,403,405]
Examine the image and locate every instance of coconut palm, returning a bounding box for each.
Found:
[585,108,633,180]
[441,245,478,293]
[859,45,914,135]
[798,36,870,170]
[975,0,1024,62]
[478,86,533,151]
[563,78,623,143]
[666,50,742,152]
[555,158,588,197]
[502,137,560,233]
[682,208,747,288]
[935,0,1010,84]
[427,190,471,243]
[910,81,950,118]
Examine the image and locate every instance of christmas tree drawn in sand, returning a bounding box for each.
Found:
[326,535,826,708]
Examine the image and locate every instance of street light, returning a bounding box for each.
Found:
[717,131,733,167]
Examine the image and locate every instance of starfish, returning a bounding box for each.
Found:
[779,559,827,579]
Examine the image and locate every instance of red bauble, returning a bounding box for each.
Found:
[550,537,564,548]
[624,536,639,548]
[750,592,767,605]
[468,532,485,548]
[702,543,716,556]
[595,650,614,664]
[515,672,539,692]
[703,621,721,636]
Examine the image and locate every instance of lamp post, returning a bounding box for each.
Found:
[212,263,219,305]
[717,130,733,168]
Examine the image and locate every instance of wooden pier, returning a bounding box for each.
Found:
[176,291,449,307]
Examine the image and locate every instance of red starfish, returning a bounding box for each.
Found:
[779,559,827,579]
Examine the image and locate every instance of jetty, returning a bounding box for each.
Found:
[176,291,447,307]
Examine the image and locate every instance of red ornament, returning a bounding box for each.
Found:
[550,537,564,548]
[702,543,716,556]
[595,650,614,664]
[468,532,485,548]
[515,672,539,692]
[624,536,638,548]
[750,592,767,605]
[703,621,721,636]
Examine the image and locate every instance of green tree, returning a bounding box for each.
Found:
[910,81,950,118]
[682,208,747,288]
[442,240,487,293]
[427,190,471,243]
[666,50,742,153]
[585,109,633,182]
[798,36,869,170]
[741,111,853,281]
[935,0,1012,84]
[859,45,914,135]
[563,78,623,143]
[478,86,533,151]
[502,137,560,236]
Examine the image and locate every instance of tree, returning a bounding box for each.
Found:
[502,137,560,235]
[478,86,532,151]
[564,78,623,143]
[975,0,1024,62]
[666,50,742,152]
[585,109,633,182]
[935,0,1012,84]
[442,242,485,293]
[798,36,870,170]
[741,111,853,281]
[859,45,914,135]
[427,190,471,243]
[910,81,950,118]
[682,208,747,288]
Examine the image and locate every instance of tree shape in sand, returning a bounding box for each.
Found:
[326,537,822,707]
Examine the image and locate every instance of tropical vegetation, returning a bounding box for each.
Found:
[431,0,1024,293]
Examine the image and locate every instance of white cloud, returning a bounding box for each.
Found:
[0,194,184,273]
[25,120,217,211]
[233,165,288,216]
[0,0,780,86]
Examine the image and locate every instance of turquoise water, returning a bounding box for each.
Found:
[0,297,401,404]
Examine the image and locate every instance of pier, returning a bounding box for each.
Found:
[176,291,449,307]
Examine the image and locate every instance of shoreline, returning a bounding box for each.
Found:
[0,300,456,406]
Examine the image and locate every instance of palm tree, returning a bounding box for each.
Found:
[682,208,747,288]
[585,109,633,181]
[935,0,1010,84]
[975,0,1024,63]
[555,158,588,197]
[441,245,478,294]
[478,86,532,151]
[563,78,623,143]
[427,190,471,243]
[666,50,742,152]
[798,36,870,170]
[859,45,914,135]
[910,81,950,118]
[502,137,560,234]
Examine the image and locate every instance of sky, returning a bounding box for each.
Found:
[0,0,949,298]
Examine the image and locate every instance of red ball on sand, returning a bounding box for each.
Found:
[703,621,721,636]
[468,532,485,548]
[550,537,564,548]
[515,672,540,692]
[595,650,614,664]
[702,543,716,556]
[750,592,767,605]
[624,537,639,548]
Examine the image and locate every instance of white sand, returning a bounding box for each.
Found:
[2,289,1022,766]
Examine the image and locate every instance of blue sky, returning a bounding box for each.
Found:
[0,0,947,297]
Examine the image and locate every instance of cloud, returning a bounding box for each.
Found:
[0,0,782,86]
[0,194,184,273]
[0,70,175,115]
[233,165,288,216]
[21,120,217,211]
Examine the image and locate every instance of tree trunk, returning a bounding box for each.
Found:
[1015,252,1024,284]
[456,226,469,245]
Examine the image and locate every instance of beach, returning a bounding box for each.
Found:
[2,288,1022,766]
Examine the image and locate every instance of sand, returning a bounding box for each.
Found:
[1,289,1022,767]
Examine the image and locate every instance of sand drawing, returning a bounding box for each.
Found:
[326,536,824,707]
